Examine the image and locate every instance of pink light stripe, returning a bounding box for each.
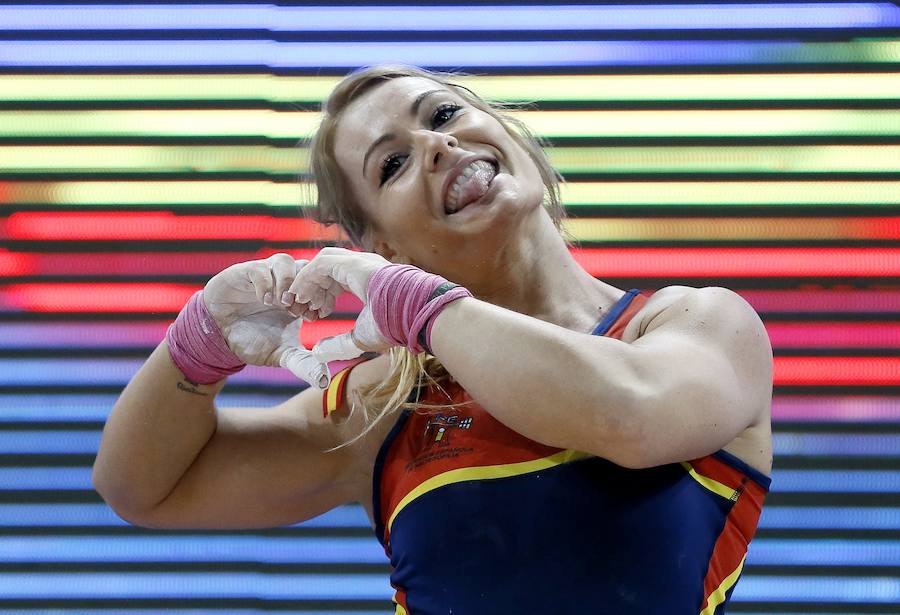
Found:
[3,248,900,277]
[773,395,900,422]
[775,357,900,386]
[737,289,900,313]
[765,322,900,348]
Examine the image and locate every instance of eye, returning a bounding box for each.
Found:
[431,103,461,129]
[380,153,407,185]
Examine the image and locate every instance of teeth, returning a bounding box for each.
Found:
[446,160,496,213]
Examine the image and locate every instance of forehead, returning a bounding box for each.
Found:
[333,76,454,166]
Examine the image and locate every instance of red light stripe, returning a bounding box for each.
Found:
[774,357,900,386]
[737,289,900,313]
[765,322,900,348]
[572,248,900,277]
[2,248,900,277]
[3,212,343,241]
[0,283,200,312]
[6,213,900,242]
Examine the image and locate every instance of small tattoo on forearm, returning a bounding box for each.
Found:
[177,380,208,396]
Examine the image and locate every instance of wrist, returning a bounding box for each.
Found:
[165,290,246,385]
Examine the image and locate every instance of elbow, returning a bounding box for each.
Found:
[92,462,157,528]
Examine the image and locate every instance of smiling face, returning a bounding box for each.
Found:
[332,76,547,280]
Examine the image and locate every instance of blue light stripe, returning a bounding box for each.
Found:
[1,535,386,563]
[0,393,295,422]
[0,323,165,348]
[748,539,900,566]
[2,535,897,566]
[0,40,895,68]
[9,429,900,456]
[0,502,370,527]
[0,3,895,31]
[759,507,900,530]
[774,433,900,456]
[771,470,900,492]
[0,359,301,386]
[0,430,99,453]
[0,572,392,599]
[3,467,899,492]
[1,503,899,531]
[732,575,900,602]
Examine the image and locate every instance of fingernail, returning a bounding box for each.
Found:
[281,291,293,306]
[263,291,273,305]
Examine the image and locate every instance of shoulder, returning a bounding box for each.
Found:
[629,285,765,341]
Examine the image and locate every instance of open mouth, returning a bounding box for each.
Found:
[445,159,499,215]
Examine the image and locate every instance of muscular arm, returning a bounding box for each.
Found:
[92,341,370,529]
[428,286,773,469]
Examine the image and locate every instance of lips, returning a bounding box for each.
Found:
[442,156,498,215]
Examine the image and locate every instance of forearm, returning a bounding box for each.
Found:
[92,341,227,515]
[429,298,645,462]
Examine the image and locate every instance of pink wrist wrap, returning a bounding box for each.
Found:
[165,290,246,384]
[368,264,473,355]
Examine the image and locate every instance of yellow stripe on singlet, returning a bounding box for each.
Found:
[324,367,352,416]
[699,553,746,615]
[680,462,740,502]
[386,449,594,533]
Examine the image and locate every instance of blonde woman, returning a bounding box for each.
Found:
[93,65,773,614]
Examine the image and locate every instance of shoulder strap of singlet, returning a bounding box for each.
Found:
[591,288,642,337]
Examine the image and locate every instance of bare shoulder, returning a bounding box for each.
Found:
[624,285,765,343]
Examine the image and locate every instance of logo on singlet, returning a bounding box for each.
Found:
[423,414,473,448]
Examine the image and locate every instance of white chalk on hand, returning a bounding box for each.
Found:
[279,347,330,389]
[312,333,365,364]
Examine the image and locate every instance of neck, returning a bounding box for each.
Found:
[463,213,624,333]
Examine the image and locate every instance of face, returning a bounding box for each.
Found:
[332,76,546,280]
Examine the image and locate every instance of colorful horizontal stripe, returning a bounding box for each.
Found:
[5,213,900,243]
[3,180,898,207]
[1,40,898,68]
[2,3,896,31]
[3,74,900,103]
[1,109,897,139]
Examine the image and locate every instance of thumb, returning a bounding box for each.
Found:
[312,332,366,364]
[279,346,330,389]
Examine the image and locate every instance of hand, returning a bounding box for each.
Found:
[287,247,394,362]
[202,253,328,388]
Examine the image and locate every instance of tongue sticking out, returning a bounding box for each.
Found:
[452,165,496,213]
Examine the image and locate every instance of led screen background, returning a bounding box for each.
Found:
[0,1,899,612]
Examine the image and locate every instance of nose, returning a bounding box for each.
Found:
[414,130,458,171]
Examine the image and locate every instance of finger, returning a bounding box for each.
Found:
[312,333,365,364]
[279,347,330,389]
[267,253,301,308]
[246,262,272,305]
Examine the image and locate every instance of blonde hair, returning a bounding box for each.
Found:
[304,64,571,450]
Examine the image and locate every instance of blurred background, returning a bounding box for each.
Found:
[1,0,899,612]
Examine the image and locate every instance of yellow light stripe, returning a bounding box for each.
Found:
[680,462,739,501]
[0,109,896,138]
[395,603,407,615]
[386,449,593,533]
[562,217,898,242]
[2,73,900,102]
[324,368,351,416]
[5,145,900,174]
[699,554,747,615]
[5,180,899,207]
[561,181,900,206]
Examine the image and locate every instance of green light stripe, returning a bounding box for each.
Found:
[0,109,897,139]
[4,180,897,207]
[2,72,900,102]
[3,145,900,174]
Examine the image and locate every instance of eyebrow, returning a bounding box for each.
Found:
[362,89,444,180]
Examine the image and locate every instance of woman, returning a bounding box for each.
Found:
[93,65,773,614]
